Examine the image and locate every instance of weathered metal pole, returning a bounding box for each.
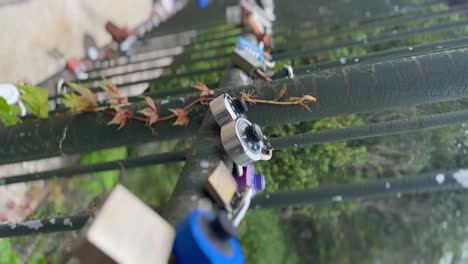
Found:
[252,168,468,208]
[2,47,468,165]
[0,151,185,186]
[3,166,468,237]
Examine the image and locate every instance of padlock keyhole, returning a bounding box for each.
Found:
[234,97,248,114]
[247,124,263,142]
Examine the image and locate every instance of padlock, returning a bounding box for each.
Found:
[173,208,244,264]
[65,57,88,80]
[120,35,137,53]
[231,49,264,76]
[204,162,238,208]
[160,0,176,14]
[154,3,169,21]
[71,185,175,264]
[221,117,272,166]
[150,10,161,27]
[196,0,209,8]
[210,93,248,127]
[249,11,272,35]
[232,164,266,194]
[105,21,128,44]
[237,36,264,61]
[253,0,275,21]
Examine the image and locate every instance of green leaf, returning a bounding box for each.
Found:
[79,147,127,202]
[29,254,46,264]
[17,85,48,118]
[0,239,21,264]
[0,98,21,127]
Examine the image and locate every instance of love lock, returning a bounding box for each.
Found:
[231,49,271,81]
[210,93,248,127]
[173,209,244,264]
[71,185,175,264]
[221,117,272,166]
[232,164,266,194]
[204,162,238,210]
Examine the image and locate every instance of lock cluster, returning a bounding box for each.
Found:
[210,93,273,167]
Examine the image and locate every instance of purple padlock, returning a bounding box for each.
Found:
[232,164,265,194]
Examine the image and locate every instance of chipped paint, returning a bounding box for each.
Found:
[453,169,468,188]
[23,220,43,230]
[435,174,445,184]
[63,218,73,227]
[331,195,342,202]
[58,126,68,154]
[200,161,209,168]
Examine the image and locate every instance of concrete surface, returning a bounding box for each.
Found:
[0,0,151,223]
[0,0,152,84]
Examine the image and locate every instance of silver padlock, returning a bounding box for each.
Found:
[71,185,175,264]
[210,93,248,127]
[231,49,264,76]
[221,117,272,166]
[231,49,272,81]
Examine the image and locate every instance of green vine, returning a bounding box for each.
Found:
[0,81,317,131]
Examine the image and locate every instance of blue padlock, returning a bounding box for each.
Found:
[173,209,245,264]
[236,36,264,61]
[197,0,209,8]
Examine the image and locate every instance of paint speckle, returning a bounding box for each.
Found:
[397,192,402,198]
[294,144,298,147]
[331,195,342,202]
[408,47,413,51]
[160,99,169,105]
[58,126,68,154]
[63,218,73,227]
[49,218,56,224]
[23,220,44,230]
[20,132,25,137]
[339,58,347,65]
[441,221,448,230]
[200,161,209,168]
[354,58,359,62]
[265,194,270,199]
[385,182,391,189]
[453,169,468,187]
[435,174,445,184]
